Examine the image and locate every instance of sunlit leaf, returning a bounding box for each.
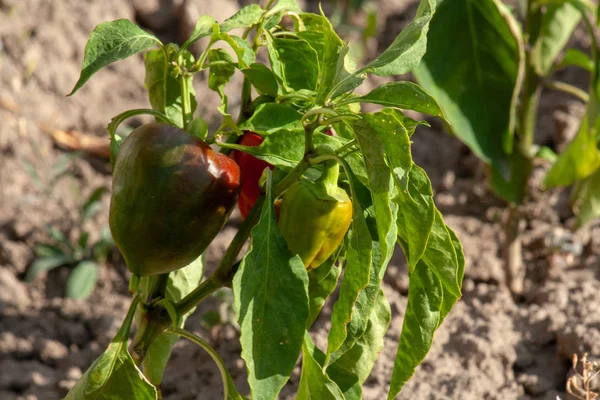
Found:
[69,20,160,95]
[233,172,309,400]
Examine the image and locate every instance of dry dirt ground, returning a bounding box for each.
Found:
[1,1,600,399]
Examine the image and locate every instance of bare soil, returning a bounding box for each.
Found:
[1,1,599,399]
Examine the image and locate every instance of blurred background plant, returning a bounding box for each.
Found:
[324,0,378,65]
[24,185,114,300]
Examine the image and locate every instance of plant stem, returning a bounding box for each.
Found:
[503,204,523,294]
[237,77,253,125]
[145,273,170,304]
[544,80,589,103]
[304,122,316,154]
[175,269,234,316]
[519,59,541,156]
[504,0,540,296]
[193,40,215,71]
[276,93,314,104]
[130,302,172,365]
[129,273,140,294]
[117,295,141,342]
[167,327,237,397]
[335,139,357,156]
[180,74,192,129]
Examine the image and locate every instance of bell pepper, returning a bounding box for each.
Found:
[231,130,334,219]
[231,131,274,219]
[109,123,241,276]
[278,148,352,270]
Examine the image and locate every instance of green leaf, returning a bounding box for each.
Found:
[396,165,435,272]
[144,48,197,128]
[265,34,287,90]
[25,257,71,283]
[544,116,600,188]
[389,208,463,396]
[387,260,441,399]
[390,162,465,396]
[327,0,434,100]
[414,0,523,171]
[77,231,90,255]
[233,172,309,400]
[347,82,444,118]
[69,19,160,95]
[358,0,434,77]
[572,167,600,227]
[297,334,345,400]
[65,261,98,300]
[141,255,205,386]
[144,49,170,117]
[233,36,256,68]
[188,117,209,140]
[424,210,463,306]
[557,48,594,72]
[356,111,422,268]
[268,0,301,14]
[326,168,373,357]
[330,209,394,365]
[241,64,279,97]
[326,113,401,361]
[268,36,320,92]
[298,13,345,104]
[221,130,342,169]
[221,4,264,32]
[221,129,304,168]
[33,243,65,258]
[357,110,413,188]
[206,48,236,115]
[49,226,74,253]
[448,227,466,290]
[65,298,158,399]
[535,2,581,76]
[110,136,121,171]
[166,256,205,306]
[239,103,303,133]
[307,256,342,328]
[208,49,236,95]
[182,15,217,50]
[213,33,255,68]
[327,288,391,400]
[328,45,362,100]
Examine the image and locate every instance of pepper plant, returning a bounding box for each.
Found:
[414,0,600,294]
[64,0,464,399]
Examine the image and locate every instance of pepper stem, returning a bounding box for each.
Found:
[314,145,340,195]
[130,303,171,365]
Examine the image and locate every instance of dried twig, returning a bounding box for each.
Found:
[567,353,600,400]
[38,124,110,159]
